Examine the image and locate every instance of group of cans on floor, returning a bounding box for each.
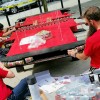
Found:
[3,57,34,68]
[55,69,100,100]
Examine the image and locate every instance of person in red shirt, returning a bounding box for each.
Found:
[0,23,15,37]
[0,62,31,100]
[68,6,100,72]
[0,23,16,59]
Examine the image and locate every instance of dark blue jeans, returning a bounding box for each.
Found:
[0,48,9,60]
[7,78,30,100]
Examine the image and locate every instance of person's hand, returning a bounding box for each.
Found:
[8,26,14,29]
[8,26,16,32]
[0,62,15,78]
[11,27,16,32]
[0,62,5,69]
[0,37,3,42]
[67,49,78,57]
[0,37,7,42]
[76,45,84,52]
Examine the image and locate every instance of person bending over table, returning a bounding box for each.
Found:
[0,23,16,59]
[68,6,100,72]
[0,23,16,37]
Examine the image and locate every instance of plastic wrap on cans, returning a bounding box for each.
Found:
[36,30,52,40]
[93,68,100,74]
[61,94,66,100]
[96,87,100,99]
[55,94,61,100]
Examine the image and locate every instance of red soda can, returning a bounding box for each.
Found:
[7,62,16,67]
[16,60,24,65]
[25,57,33,63]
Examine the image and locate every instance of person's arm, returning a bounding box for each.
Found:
[3,26,14,33]
[2,27,16,37]
[68,37,93,60]
[0,62,15,78]
[0,37,7,42]
[67,49,88,60]
[3,27,9,33]
[75,51,88,60]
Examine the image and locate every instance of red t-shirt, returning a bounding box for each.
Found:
[0,31,4,47]
[84,29,100,68]
[0,68,12,100]
[0,31,3,37]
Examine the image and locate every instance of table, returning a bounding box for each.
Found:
[1,9,85,71]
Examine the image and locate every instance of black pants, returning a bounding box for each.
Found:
[0,48,9,60]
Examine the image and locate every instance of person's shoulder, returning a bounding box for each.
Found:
[92,30,100,39]
[86,35,94,45]
[0,30,3,33]
[86,30,100,44]
[96,29,100,34]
